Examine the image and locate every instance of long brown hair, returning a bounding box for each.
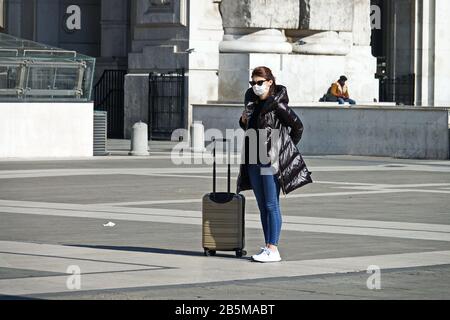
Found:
[251,66,276,97]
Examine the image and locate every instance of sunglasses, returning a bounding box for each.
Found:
[249,80,268,86]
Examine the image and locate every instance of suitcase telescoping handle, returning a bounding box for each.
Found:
[212,138,231,195]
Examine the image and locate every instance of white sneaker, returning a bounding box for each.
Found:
[252,247,282,263]
[252,247,268,261]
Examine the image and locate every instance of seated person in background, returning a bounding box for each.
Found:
[330,76,356,105]
[320,76,357,105]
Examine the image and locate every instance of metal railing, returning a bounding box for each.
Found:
[93,69,127,139]
[0,58,87,99]
[379,74,415,106]
[0,33,95,101]
[148,69,186,140]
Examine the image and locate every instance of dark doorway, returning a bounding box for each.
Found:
[371,0,415,105]
[379,74,415,106]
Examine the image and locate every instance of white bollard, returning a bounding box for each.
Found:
[129,121,150,156]
[190,121,206,153]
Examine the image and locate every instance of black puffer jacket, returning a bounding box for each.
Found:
[236,85,313,195]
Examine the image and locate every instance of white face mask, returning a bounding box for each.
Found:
[253,83,268,97]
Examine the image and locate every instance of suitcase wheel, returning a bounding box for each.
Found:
[235,249,247,258]
[204,249,216,257]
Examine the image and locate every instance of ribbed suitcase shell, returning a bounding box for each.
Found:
[202,138,246,256]
[202,193,245,251]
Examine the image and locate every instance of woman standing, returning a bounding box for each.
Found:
[237,66,313,263]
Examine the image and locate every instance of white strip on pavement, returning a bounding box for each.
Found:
[333,186,450,194]
[0,241,450,296]
[417,161,450,166]
[1,200,450,242]
[0,252,161,274]
[96,189,411,206]
[1,163,450,179]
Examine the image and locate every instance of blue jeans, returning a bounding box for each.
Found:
[247,163,282,246]
[338,97,356,105]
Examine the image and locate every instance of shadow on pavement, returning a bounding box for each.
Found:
[0,295,41,300]
[64,244,251,260]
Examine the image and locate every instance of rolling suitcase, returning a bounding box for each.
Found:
[202,138,247,257]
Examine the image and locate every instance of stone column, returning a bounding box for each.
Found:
[218,0,299,54]
[125,0,189,138]
[218,0,298,102]
[413,0,450,107]
[290,0,353,55]
[187,0,224,133]
[220,28,292,54]
[0,0,5,30]
[413,0,434,106]
[101,0,129,58]
[128,0,189,72]
[95,0,130,80]
[125,0,224,138]
[432,0,450,106]
[352,0,371,46]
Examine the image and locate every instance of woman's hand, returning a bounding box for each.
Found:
[241,111,248,124]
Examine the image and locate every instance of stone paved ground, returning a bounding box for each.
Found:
[0,140,449,300]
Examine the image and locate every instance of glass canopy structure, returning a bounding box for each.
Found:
[0,33,95,101]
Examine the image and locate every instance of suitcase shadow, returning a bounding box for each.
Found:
[65,244,252,260]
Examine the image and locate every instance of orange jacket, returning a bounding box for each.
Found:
[331,82,349,99]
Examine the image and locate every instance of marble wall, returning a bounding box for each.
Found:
[218,0,378,103]
[413,0,450,107]
[433,0,450,106]
[192,103,450,159]
[0,0,4,30]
